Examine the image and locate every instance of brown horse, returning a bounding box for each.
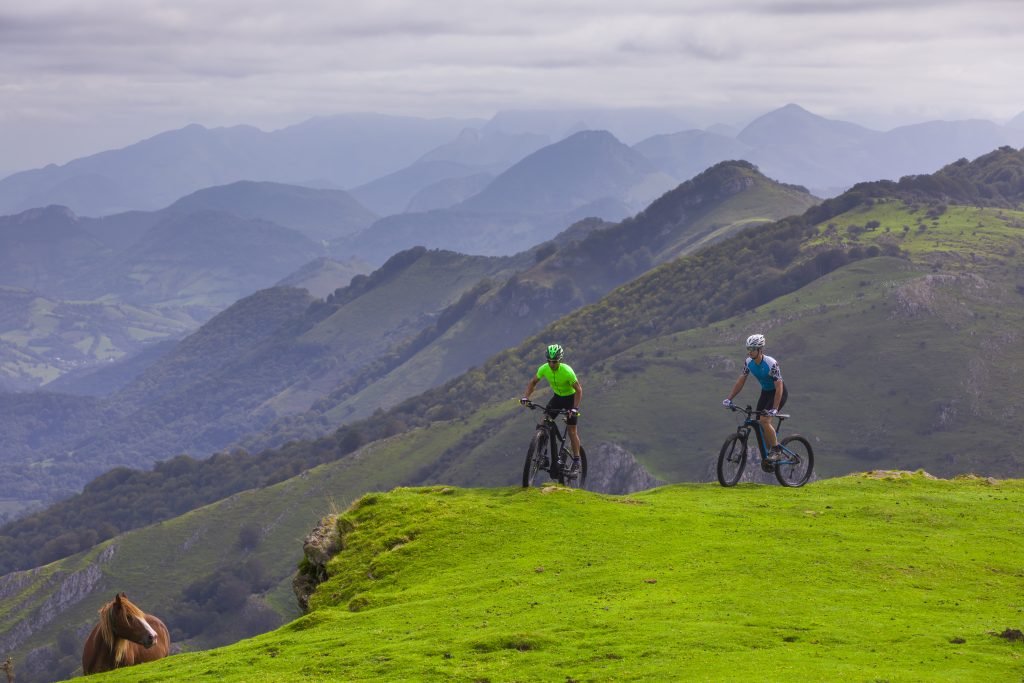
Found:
[82,592,170,674]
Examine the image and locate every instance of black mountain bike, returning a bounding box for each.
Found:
[520,400,587,489]
[718,404,814,487]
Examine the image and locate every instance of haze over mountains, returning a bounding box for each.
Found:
[0,182,382,391]
[3,105,1023,221]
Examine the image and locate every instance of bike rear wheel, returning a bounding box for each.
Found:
[717,434,747,487]
[559,446,587,489]
[774,435,814,487]
[522,429,550,487]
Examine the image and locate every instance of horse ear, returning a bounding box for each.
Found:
[115,593,124,605]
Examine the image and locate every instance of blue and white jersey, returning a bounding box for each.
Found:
[743,355,783,391]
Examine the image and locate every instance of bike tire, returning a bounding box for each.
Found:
[559,446,587,489]
[522,429,549,487]
[774,435,814,487]
[717,434,747,487]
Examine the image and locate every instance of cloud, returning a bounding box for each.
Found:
[0,0,1022,172]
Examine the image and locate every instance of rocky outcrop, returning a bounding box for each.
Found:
[0,543,115,655]
[585,442,664,494]
[292,515,342,612]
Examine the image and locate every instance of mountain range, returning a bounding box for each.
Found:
[0,114,481,216]
[0,161,815,518]
[1,142,1023,682]
[637,104,1024,196]
[338,130,680,262]
[0,182,380,390]
[4,105,1024,221]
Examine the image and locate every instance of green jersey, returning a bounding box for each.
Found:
[536,363,578,397]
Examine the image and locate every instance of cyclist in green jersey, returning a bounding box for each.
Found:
[520,343,583,474]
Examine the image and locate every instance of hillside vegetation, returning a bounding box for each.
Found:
[79,476,1024,682]
[4,148,1024,680]
[0,247,521,522]
[5,148,1021,576]
[249,161,816,437]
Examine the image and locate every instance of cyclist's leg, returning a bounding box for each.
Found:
[561,398,581,473]
[545,394,574,463]
[566,417,581,459]
[759,387,789,448]
[756,390,779,448]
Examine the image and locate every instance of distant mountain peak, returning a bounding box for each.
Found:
[739,103,877,148]
[455,128,654,215]
[779,102,811,114]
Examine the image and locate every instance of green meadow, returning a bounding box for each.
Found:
[83,474,1024,682]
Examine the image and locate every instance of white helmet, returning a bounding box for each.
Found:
[745,333,765,349]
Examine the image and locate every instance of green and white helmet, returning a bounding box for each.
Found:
[546,344,564,361]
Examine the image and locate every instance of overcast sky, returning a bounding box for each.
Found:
[2,0,1023,175]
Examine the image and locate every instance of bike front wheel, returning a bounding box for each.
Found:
[522,429,550,487]
[559,446,587,489]
[717,434,747,487]
[774,435,814,487]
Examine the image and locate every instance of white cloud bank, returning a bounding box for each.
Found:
[1,0,1022,172]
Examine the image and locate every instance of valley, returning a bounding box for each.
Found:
[0,122,1021,683]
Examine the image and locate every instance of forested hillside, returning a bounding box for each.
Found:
[2,147,1023,681]
[0,161,812,520]
[5,147,1020,574]
[0,249,522,520]
[242,161,816,447]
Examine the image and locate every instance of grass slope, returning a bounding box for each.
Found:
[82,475,1024,682]
[0,407,511,681]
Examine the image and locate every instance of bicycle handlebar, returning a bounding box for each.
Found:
[726,404,790,419]
[519,399,578,416]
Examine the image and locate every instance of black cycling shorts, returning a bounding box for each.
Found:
[546,393,579,425]
[756,385,788,413]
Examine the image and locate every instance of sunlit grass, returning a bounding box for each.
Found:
[87,476,1024,682]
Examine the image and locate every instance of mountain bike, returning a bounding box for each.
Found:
[520,400,587,489]
[718,404,814,487]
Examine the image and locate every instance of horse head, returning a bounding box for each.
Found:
[105,592,158,649]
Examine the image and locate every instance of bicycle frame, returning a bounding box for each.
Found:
[538,410,573,465]
[522,400,576,473]
[730,405,798,467]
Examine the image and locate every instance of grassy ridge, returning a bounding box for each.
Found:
[83,475,1024,681]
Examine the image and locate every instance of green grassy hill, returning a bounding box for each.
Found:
[76,475,1024,682]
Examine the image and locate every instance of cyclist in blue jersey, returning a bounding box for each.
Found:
[521,343,583,474]
[722,333,789,460]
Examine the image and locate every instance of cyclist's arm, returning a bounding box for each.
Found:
[523,376,539,399]
[772,379,784,410]
[572,381,582,410]
[726,374,747,401]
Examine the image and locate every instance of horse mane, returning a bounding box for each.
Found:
[98,595,148,666]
